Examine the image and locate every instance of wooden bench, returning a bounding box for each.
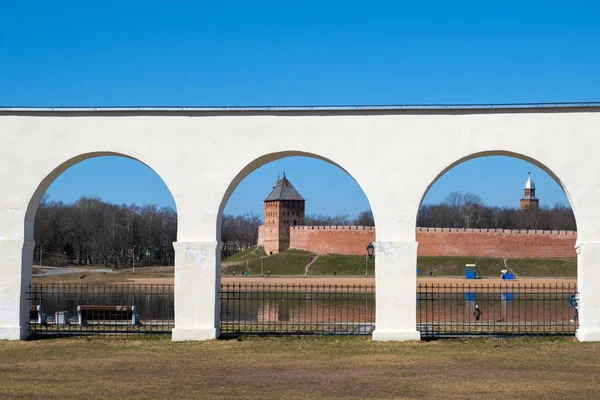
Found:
[77,305,138,326]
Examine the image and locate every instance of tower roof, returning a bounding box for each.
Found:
[265,175,305,201]
[525,172,535,190]
[273,175,281,189]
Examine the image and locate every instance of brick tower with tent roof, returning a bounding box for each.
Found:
[263,173,305,254]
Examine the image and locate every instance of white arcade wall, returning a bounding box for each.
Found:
[1,104,599,342]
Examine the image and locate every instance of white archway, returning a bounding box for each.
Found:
[10,152,178,340]
[411,150,584,339]
[416,150,579,221]
[24,151,179,242]
[217,150,378,239]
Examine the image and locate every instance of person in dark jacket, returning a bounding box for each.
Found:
[570,292,579,323]
[473,304,482,321]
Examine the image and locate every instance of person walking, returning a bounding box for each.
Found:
[473,304,482,321]
[570,292,579,323]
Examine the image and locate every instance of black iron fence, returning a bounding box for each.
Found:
[417,283,578,337]
[28,284,174,337]
[219,283,376,336]
[27,282,578,338]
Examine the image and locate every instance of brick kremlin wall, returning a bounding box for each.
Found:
[414,227,576,258]
[258,225,577,258]
[257,225,265,247]
[290,226,376,255]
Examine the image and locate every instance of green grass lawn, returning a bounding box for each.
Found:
[223,248,577,277]
[417,256,577,277]
[1,336,598,399]
[417,256,505,277]
[223,249,313,275]
[506,258,577,277]
[309,254,375,275]
[223,246,267,263]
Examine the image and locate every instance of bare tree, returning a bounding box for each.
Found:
[418,191,576,230]
[355,210,375,226]
[33,196,178,267]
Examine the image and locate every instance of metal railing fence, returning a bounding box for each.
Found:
[27,282,578,338]
[219,283,376,336]
[28,283,174,337]
[417,283,578,337]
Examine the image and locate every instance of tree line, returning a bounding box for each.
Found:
[417,192,576,230]
[221,213,262,259]
[34,197,267,267]
[33,198,375,265]
[34,192,575,266]
[34,196,177,267]
[305,210,375,227]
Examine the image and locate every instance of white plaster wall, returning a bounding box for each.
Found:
[0,107,599,341]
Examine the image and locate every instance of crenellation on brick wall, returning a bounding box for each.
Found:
[262,224,577,258]
[291,225,376,231]
[416,226,577,235]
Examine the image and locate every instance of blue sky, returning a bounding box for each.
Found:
[2,1,596,215]
[45,155,569,217]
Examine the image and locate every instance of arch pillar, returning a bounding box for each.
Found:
[171,240,221,341]
[372,240,421,341]
[0,239,35,340]
[576,241,600,341]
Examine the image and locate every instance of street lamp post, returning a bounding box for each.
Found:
[366,242,374,277]
[132,246,136,275]
[39,241,48,268]
[261,257,264,277]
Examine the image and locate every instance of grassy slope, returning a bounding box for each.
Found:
[309,254,375,275]
[32,252,577,281]
[417,256,577,277]
[223,250,576,277]
[506,258,577,277]
[1,336,599,400]
[222,249,313,276]
[311,254,577,277]
[223,246,267,263]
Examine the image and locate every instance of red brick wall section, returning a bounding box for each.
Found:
[257,225,265,246]
[289,226,375,255]
[416,228,576,258]
[262,201,281,254]
[269,226,577,258]
[263,200,306,254]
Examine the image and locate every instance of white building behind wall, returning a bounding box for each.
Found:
[1,104,600,342]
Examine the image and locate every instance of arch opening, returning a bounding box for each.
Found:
[217,151,377,335]
[24,153,179,337]
[414,152,578,339]
[29,153,178,270]
[25,152,178,240]
[218,151,377,259]
[417,150,578,220]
